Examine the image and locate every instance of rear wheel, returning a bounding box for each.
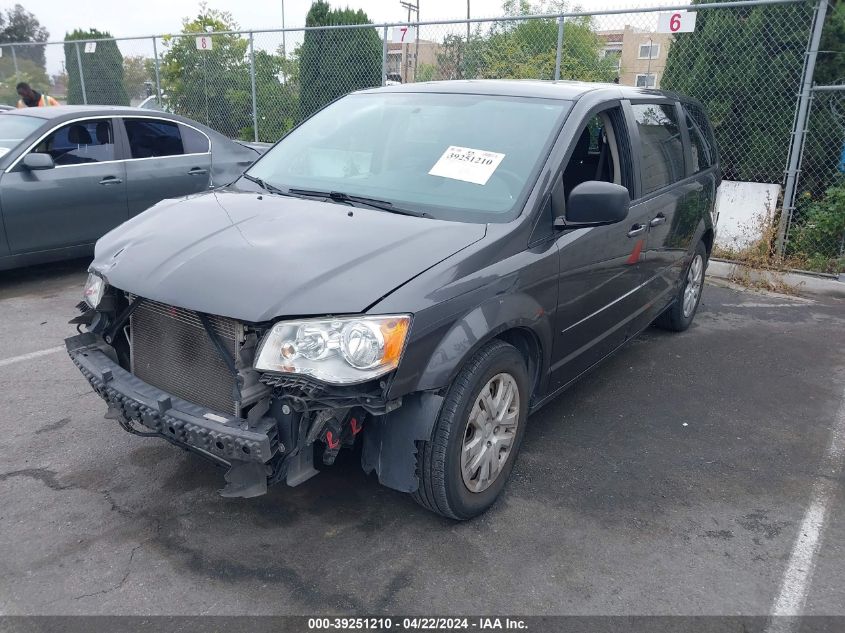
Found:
[654,240,707,332]
[413,340,529,520]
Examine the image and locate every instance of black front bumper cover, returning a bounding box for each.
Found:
[66,332,279,466]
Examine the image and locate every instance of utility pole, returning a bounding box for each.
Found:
[281,0,286,59]
[467,0,471,43]
[399,0,418,82]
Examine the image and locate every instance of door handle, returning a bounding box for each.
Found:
[627,224,647,238]
[650,213,667,227]
[99,177,123,185]
[188,168,209,176]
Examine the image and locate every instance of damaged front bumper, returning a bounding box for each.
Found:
[66,332,280,495]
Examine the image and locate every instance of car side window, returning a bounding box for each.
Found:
[179,124,210,154]
[630,103,685,195]
[682,103,714,172]
[562,106,632,200]
[33,119,115,166]
[124,118,184,158]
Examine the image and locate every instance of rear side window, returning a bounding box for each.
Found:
[683,103,715,172]
[631,103,685,195]
[124,118,184,158]
[180,124,210,153]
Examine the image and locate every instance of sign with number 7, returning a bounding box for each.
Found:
[391,26,417,43]
[657,11,697,33]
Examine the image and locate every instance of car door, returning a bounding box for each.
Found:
[0,117,128,254]
[118,117,212,217]
[548,104,652,390]
[631,101,704,328]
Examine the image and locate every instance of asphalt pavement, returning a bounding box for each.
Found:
[0,258,843,617]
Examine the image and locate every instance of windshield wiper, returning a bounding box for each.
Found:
[242,173,289,196]
[287,188,431,218]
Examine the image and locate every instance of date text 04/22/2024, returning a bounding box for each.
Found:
[306,617,529,630]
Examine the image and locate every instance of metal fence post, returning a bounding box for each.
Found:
[74,42,87,105]
[382,25,388,86]
[777,0,829,254]
[152,36,162,105]
[249,32,258,143]
[10,45,19,78]
[554,16,564,81]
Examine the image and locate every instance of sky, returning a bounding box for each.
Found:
[10,0,683,74]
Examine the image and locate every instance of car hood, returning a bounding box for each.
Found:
[91,190,486,322]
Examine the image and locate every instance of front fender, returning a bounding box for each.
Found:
[376,234,560,403]
[387,286,555,403]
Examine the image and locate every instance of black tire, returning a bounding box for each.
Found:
[412,339,529,520]
[654,240,708,332]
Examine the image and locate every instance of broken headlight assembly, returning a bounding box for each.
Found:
[254,315,411,385]
[82,272,107,309]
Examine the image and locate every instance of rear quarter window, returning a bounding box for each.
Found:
[682,103,716,172]
[179,124,210,154]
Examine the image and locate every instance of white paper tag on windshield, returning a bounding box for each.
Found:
[428,146,506,185]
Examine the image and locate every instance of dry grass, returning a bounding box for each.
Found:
[712,200,800,294]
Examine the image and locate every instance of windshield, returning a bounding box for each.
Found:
[246,92,571,222]
[0,115,44,157]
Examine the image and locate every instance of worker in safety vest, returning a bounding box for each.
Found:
[16,82,59,108]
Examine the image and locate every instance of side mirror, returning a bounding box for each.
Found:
[554,181,630,230]
[23,153,55,170]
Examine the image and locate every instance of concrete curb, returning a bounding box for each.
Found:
[708,260,845,299]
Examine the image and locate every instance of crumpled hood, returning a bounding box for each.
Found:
[92,190,486,322]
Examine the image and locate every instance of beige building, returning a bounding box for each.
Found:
[386,39,441,83]
[598,26,673,89]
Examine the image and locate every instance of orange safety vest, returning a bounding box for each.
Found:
[17,94,59,108]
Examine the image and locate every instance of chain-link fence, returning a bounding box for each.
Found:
[0,0,841,273]
[784,86,845,274]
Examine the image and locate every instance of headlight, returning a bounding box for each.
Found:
[83,272,106,309]
[254,315,411,385]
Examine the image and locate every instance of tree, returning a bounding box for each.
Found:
[299,1,382,119]
[661,0,819,183]
[0,4,48,69]
[159,5,251,138]
[435,1,614,82]
[249,48,300,142]
[123,54,154,101]
[64,29,129,105]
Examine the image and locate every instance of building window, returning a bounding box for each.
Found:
[636,74,656,88]
[638,43,660,59]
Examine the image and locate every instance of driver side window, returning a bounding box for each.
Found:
[33,119,115,166]
[562,107,631,200]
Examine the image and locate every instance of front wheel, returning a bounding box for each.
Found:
[654,240,707,332]
[412,340,529,520]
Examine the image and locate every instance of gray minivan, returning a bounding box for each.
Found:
[67,81,718,520]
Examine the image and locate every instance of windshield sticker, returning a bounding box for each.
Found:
[428,146,506,185]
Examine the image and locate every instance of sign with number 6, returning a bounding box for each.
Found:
[657,10,697,33]
[195,36,213,51]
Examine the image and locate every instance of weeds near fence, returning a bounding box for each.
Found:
[713,199,800,293]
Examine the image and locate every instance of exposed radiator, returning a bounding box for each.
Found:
[130,298,242,416]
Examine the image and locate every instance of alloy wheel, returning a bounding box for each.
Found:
[460,372,520,493]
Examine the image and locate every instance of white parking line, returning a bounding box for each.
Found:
[0,346,64,368]
[766,382,845,632]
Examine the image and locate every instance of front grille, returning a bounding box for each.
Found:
[130,299,242,415]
